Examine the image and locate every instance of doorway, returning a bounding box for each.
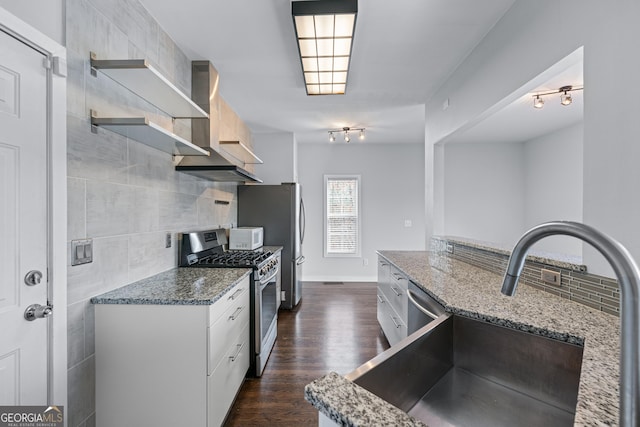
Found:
[0,7,67,408]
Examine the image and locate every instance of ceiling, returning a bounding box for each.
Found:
[445,57,584,145]
[138,0,517,145]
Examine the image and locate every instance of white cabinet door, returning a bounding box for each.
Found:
[0,29,49,405]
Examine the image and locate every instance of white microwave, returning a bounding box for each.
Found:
[229,227,264,250]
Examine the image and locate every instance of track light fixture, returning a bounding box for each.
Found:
[532,85,583,109]
[327,126,365,143]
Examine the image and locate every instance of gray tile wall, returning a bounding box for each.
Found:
[437,240,620,317]
[66,1,237,425]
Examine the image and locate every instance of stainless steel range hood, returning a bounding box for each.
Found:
[175,61,262,183]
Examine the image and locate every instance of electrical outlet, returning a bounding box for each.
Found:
[446,243,454,254]
[404,219,412,228]
[541,268,561,286]
[165,233,172,248]
[363,258,369,266]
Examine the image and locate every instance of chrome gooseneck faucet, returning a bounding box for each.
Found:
[501,221,639,427]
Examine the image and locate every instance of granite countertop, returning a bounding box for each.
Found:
[90,267,252,305]
[434,235,587,272]
[305,250,620,426]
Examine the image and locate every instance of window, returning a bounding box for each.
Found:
[324,175,361,257]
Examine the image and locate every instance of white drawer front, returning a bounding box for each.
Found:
[207,323,250,427]
[208,276,250,326]
[208,291,250,375]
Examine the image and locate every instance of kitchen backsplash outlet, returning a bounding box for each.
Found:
[541,268,561,286]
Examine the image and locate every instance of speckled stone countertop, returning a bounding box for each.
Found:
[305,250,620,426]
[434,235,587,272]
[90,267,251,305]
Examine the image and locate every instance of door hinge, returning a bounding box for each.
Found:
[42,56,67,77]
[53,57,67,77]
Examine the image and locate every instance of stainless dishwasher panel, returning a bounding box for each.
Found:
[407,281,446,335]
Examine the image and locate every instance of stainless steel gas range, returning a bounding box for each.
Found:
[179,229,280,377]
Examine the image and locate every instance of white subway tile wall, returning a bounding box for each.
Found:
[65,0,238,425]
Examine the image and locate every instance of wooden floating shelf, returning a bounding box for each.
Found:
[90,54,208,119]
[90,115,210,157]
[219,140,263,165]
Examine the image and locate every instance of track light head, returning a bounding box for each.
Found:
[534,95,544,109]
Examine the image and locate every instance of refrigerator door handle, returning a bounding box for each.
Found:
[296,256,306,265]
[300,197,306,244]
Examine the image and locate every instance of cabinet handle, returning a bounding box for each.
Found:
[389,315,402,329]
[229,306,244,321]
[391,287,402,297]
[228,288,243,301]
[394,275,404,281]
[377,295,384,303]
[229,342,245,362]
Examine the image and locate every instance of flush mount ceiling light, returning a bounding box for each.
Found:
[328,127,364,143]
[532,85,583,109]
[292,0,358,96]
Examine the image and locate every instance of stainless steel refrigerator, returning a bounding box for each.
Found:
[238,183,305,309]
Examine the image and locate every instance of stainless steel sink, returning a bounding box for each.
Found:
[346,314,584,427]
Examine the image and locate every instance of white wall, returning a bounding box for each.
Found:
[440,122,584,255]
[427,0,640,277]
[523,122,583,255]
[252,131,297,185]
[0,0,64,44]
[298,143,426,282]
[442,142,525,246]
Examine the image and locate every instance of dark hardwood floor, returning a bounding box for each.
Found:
[224,282,390,426]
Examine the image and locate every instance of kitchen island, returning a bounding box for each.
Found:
[305,250,619,426]
[91,267,252,427]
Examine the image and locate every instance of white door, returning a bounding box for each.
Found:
[0,29,49,404]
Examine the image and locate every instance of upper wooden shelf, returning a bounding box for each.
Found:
[90,53,208,119]
[219,140,263,165]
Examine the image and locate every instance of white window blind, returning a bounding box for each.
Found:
[324,175,360,257]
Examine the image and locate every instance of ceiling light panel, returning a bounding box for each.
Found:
[292,0,358,96]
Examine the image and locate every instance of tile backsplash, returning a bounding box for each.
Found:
[433,237,620,317]
[65,0,237,425]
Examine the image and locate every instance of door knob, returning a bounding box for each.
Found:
[24,304,53,321]
[24,270,43,286]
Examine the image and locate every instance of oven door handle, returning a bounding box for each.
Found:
[407,289,440,319]
[259,270,278,287]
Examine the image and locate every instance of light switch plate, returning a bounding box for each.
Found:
[71,239,93,266]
